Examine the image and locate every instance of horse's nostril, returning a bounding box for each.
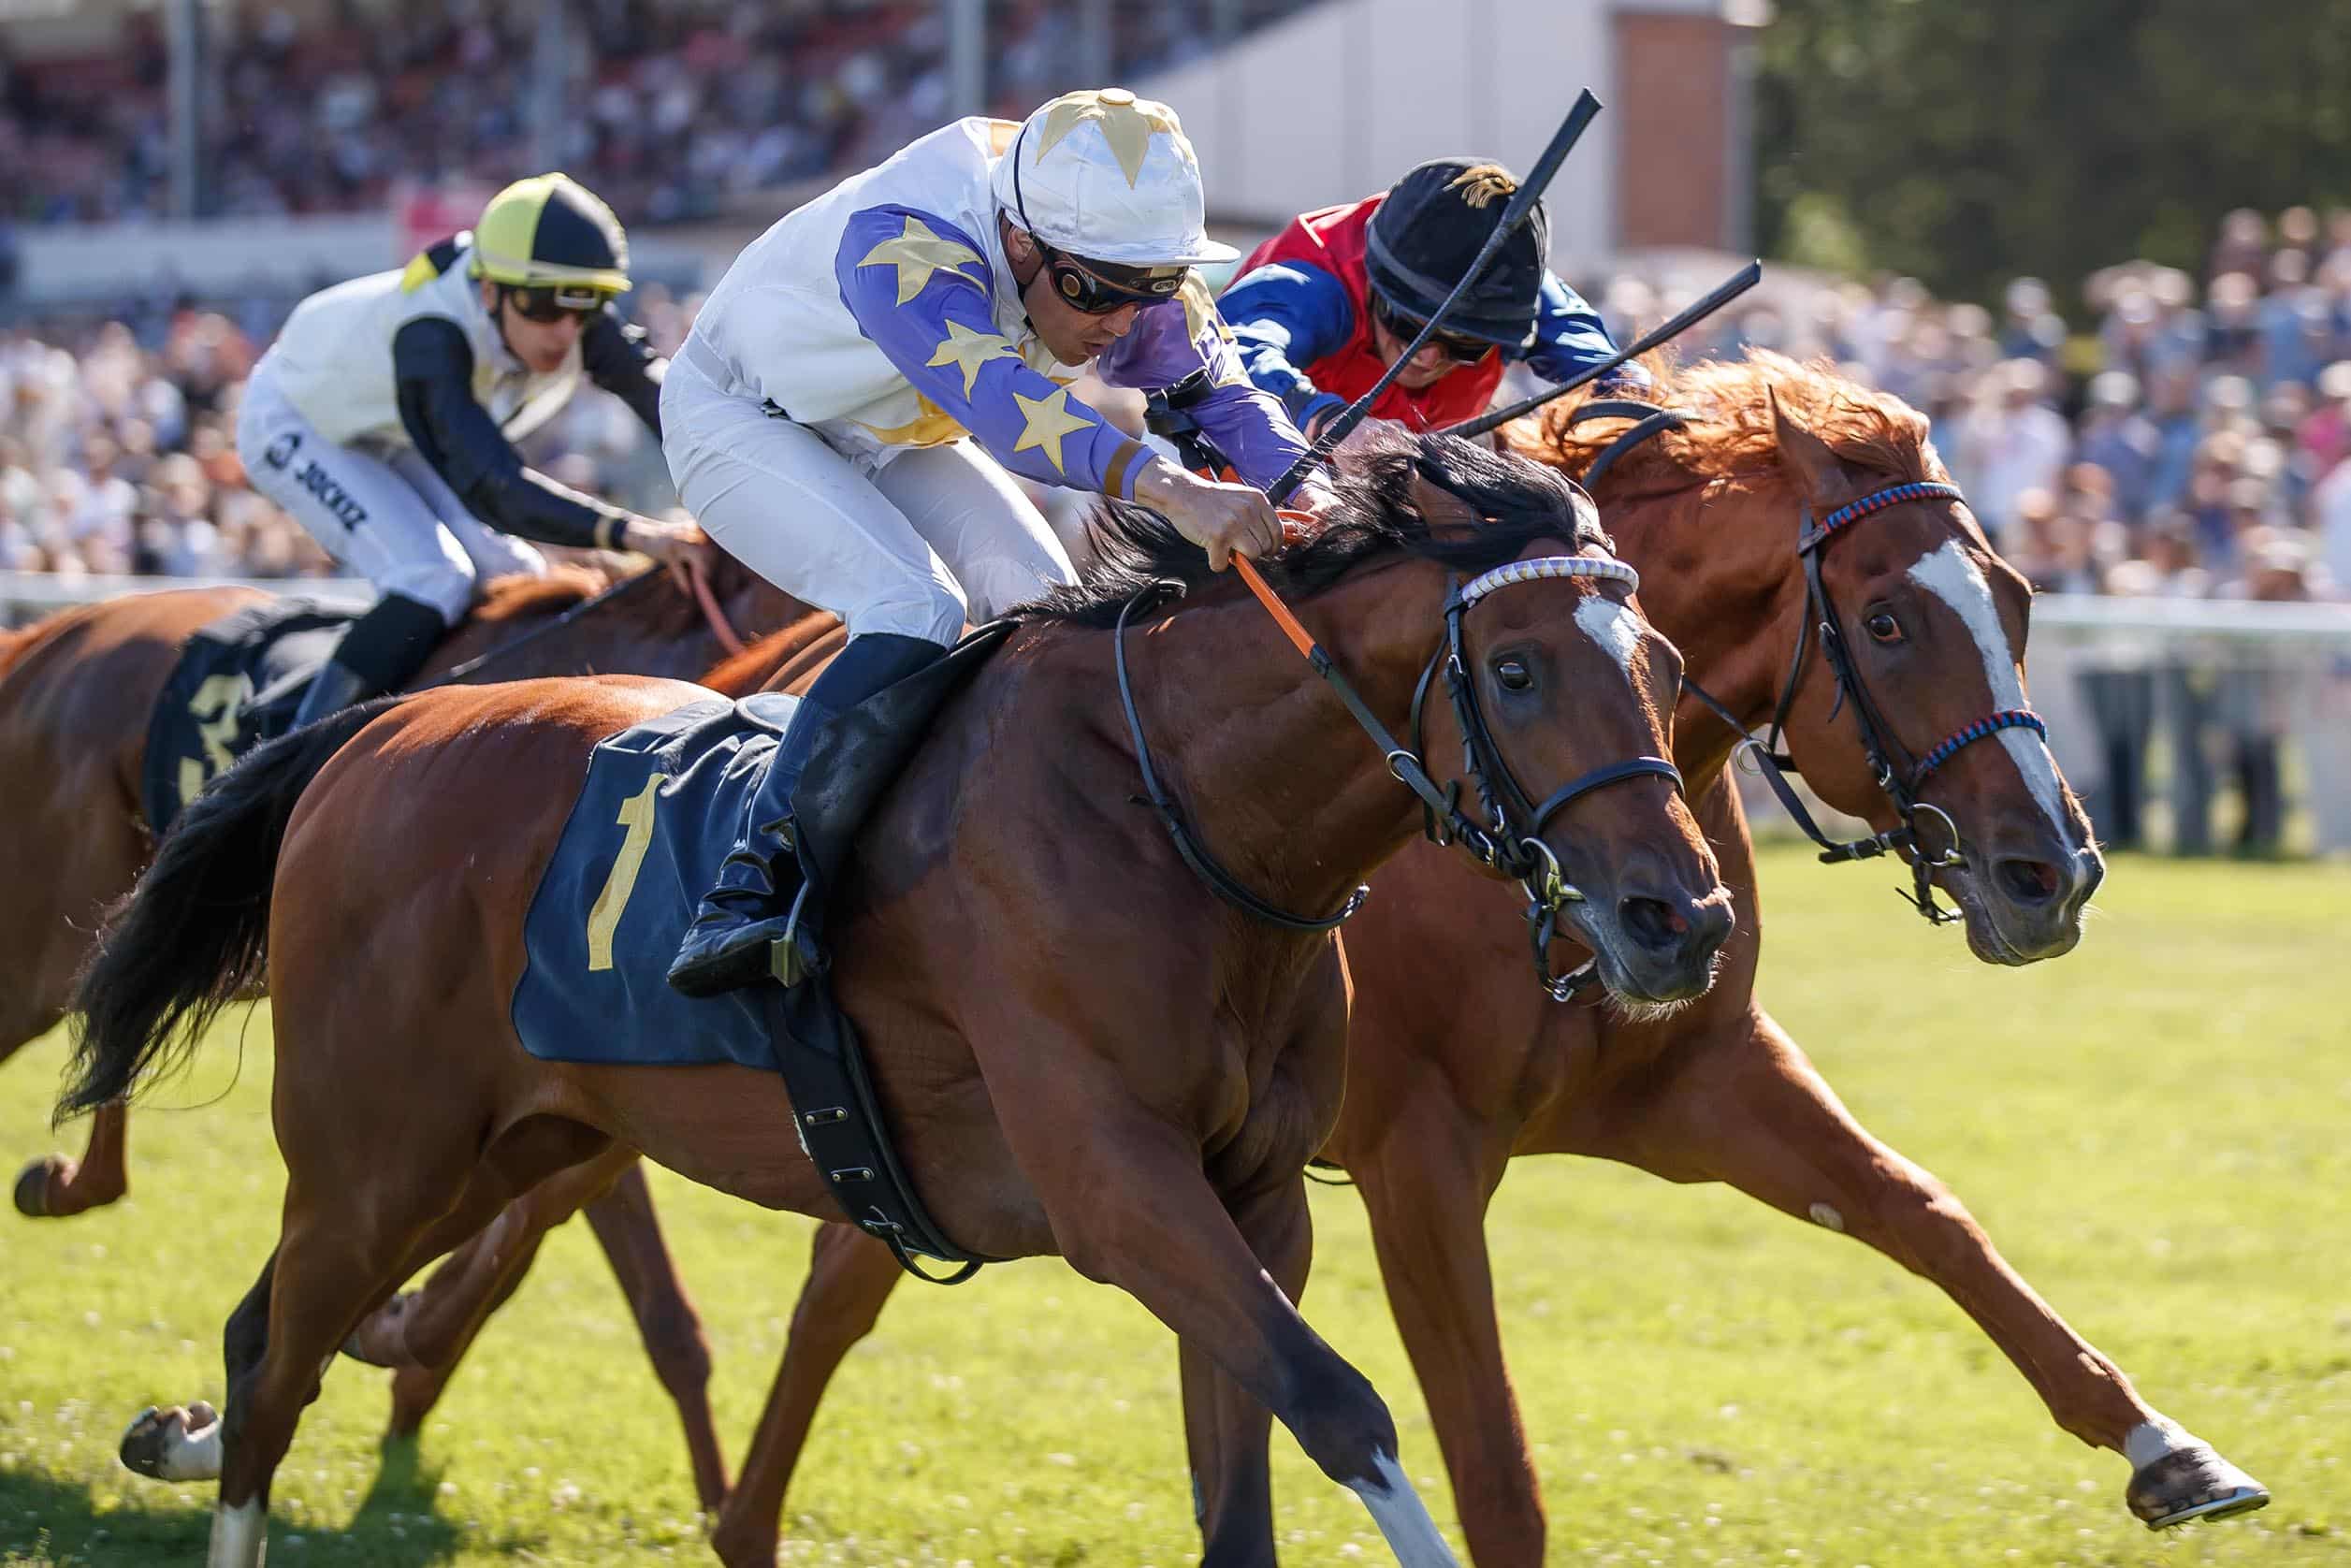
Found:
[1619,894,1686,951]
[1994,857,2063,906]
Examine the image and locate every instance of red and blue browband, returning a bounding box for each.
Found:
[1807,481,1968,547]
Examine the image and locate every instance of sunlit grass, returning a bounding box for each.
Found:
[2,847,2344,1563]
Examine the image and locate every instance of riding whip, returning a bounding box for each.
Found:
[1444,258,1763,440]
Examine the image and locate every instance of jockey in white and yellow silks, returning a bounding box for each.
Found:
[663,89,1322,995]
[237,173,706,727]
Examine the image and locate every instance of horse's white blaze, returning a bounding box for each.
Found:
[1573,594,1642,683]
[154,1412,224,1482]
[208,1499,267,1567]
[1904,540,2071,841]
[1349,1449,1460,1567]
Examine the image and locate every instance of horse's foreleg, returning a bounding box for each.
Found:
[1348,1092,1534,1568]
[710,1221,904,1568]
[1031,1117,1458,1568]
[1181,1176,1314,1568]
[15,1099,130,1218]
[1618,1008,2268,1532]
[582,1161,726,1511]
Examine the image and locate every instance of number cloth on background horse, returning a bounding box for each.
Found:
[0,556,797,1230]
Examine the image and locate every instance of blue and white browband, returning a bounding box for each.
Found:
[1457,554,1640,607]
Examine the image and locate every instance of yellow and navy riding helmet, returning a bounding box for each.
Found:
[468,173,632,303]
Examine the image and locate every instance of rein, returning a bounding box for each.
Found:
[415,560,746,691]
[1115,530,1681,998]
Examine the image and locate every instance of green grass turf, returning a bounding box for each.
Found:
[1,845,2345,1565]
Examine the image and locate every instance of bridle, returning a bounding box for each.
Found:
[1116,541,1680,999]
[1686,477,2048,925]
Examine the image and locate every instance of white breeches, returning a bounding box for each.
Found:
[237,364,545,622]
[660,351,1077,646]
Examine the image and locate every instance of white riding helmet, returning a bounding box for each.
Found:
[989,88,1238,268]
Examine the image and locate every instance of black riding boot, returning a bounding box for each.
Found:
[290,592,449,729]
[666,632,946,996]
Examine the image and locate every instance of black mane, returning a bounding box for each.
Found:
[1020,430,1605,630]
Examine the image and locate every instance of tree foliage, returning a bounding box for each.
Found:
[1753,0,2351,305]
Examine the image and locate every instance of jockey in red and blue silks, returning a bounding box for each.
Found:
[1219,158,1642,438]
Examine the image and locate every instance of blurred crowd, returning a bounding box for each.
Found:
[2,0,1287,228]
[10,195,2351,852]
[0,284,698,585]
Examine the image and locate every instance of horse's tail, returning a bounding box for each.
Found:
[59,701,389,1120]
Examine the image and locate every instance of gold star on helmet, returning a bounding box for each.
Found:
[1034,88,1183,190]
[858,215,987,307]
[926,318,1020,397]
[1010,385,1096,475]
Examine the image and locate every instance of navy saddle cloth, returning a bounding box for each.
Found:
[142,597,356,835]
[512,692,801,1070]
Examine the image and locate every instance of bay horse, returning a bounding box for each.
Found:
[381,353,2256,1565]
[0,552,803,1223]
[60,434,1732,1568]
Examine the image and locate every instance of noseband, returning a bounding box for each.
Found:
[1115,549,1680,1000]
[1694,478,2048,924]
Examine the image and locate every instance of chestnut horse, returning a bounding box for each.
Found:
[365,354,2262,1565]
[61,435,1731,1568]
[0,553,803,1223]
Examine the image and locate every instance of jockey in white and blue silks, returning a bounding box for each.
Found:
[661,88,1323,995]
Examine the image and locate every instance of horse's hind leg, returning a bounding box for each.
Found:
[1345,1092,1533,1568]
[9,763,151,1220]
[361,1153,730,1510]
[583,1161,726,1510]
[15,1101,130,1219]
[1614,1007,2268,1531]
[710,1221,904,1567]
[350,1150,634,1394]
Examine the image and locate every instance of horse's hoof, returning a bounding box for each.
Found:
[2127,1443,2270,1529]
[11,1156,61,1218]
[341,1293,414,1367]
[120,1401,220,1483]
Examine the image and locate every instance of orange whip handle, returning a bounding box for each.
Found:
[1233,509,1321,659]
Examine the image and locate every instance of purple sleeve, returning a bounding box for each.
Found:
[1096,281,1313,492]
[835,204,1151,496]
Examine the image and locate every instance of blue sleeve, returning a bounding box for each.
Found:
[836,205,1148,497]
[1217,259,1356,434]
[1522,271,1646,392]
[1092,278,1313,493]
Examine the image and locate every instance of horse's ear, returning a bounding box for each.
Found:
[1768,385,1847,503]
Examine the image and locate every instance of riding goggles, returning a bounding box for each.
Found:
[501,282,615,323]
[1039,243,1189,315]
[1371,291,1498,364]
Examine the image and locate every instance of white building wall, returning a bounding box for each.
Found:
[1139,0,1618,272]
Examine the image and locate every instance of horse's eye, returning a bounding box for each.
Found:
[1864,610,1903,644]
[1494,657,1534,691]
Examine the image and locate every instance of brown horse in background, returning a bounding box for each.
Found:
[61,434,1730,1568]
[370,354,2261,1565]
[1,552,804,1223]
